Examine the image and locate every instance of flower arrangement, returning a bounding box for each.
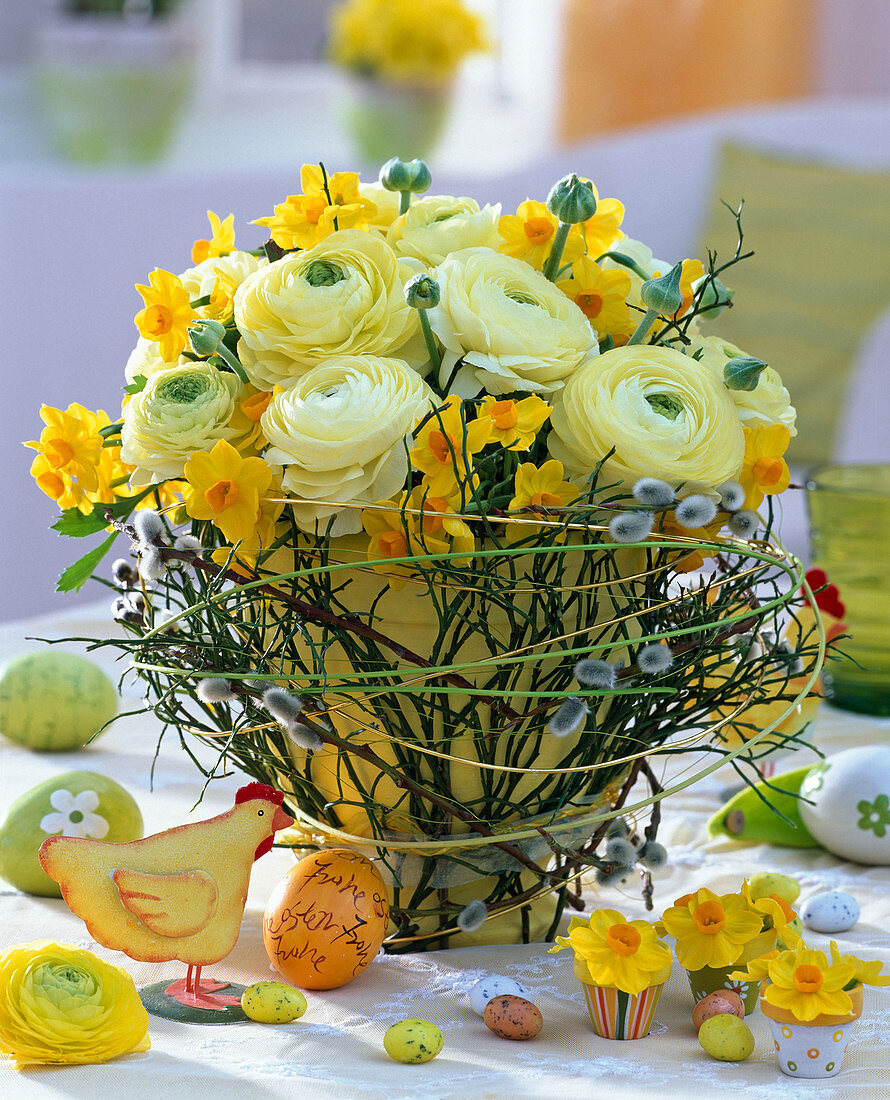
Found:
[0,941,150,1068]
[29,157,825,948]
[659,882,799,1010]
[733,941,889,1078]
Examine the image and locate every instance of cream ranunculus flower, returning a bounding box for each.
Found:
[690,334,798,436]
[234,229,426,391]
[121,362,241,484]
[387,195,501,268]
[428,247,599,397]
[0,940,150,1068]
[549,344,745,489]
[261,354,433,534]
[359,180,402,230]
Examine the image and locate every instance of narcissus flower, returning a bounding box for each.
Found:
[579,184,625,256]
[253,164,376,251]
[550,909,672,995]
[409,396,491,497]
[738,424,791,509]
[26,403,105,498]
[660,886,764,970]
[0,940,150,1068]
[507,459,578,542]
[557,257,633,343]
[191,209,235,264]
[184,439,275,546]
[745,946,857,1023]
[829,940,890,987]
[498,200,584,270]
[477,394,551,450]
[134,268,198,362]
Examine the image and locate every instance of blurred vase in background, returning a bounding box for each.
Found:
[328,0,488,165]
[32,1,196,165]
[807,463,890,716]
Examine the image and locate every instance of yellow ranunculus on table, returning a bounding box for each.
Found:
[2,602,889,1096]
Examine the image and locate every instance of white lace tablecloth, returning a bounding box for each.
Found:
[2,604,889,1099]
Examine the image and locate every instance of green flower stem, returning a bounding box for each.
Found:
[627,308,658,346]
[211,342,249,384]
[418,310,441,371]
[399,190,411,215]
[542,222,572,282]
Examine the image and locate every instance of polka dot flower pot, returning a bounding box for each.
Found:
[761,983,863,1078]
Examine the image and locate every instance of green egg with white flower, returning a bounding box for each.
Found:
[384,1019,444,1064]
[241,981,307,1023]
[0,651,118,751]
[0,771,143,896]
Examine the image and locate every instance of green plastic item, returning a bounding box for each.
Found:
[707,764,821,848]
[0,770,143,896]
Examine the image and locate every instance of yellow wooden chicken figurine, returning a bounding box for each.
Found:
[39,783,293,1011]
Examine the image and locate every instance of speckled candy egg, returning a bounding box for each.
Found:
[748,871,801,906]
[264,849,390,990]
[241,981,307,1023]
[384,1019,444,1064]
[799,747,890,864]
[483,995,543,1041]
[0,651,118,751]
[800,890,860,933]
[693,990,745,1031]
[468,974,528,1016]
[698,1014,755,1061]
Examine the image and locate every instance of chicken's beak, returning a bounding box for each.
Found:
[273,806,294,832]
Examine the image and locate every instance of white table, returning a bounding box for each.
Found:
[2,602,890,1098]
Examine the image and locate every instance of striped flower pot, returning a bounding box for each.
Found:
[761,982,863,1078]
[581,982,665,1040]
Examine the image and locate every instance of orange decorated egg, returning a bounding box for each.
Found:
[263,848,390,990]
[692,990,745,1031]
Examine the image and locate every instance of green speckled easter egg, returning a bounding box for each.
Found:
[0,651,118,751]
[384,1019,444,1064]
[241,982,307,1024]
[698,1013,755,1061]
[748,871,801,905]
[0,771,143,896]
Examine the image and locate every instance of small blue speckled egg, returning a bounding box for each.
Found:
[800,890,860,933]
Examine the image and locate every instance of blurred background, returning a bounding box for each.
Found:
[3,0,890,621]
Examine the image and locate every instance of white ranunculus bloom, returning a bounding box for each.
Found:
[549,344,745,490]
[387,195,501,268]
[234,229,426,391]
[690,335,797,436]
[121,362,241,484]
[261,355,433,535]
[427,247,598,397]
[124,338,184,385]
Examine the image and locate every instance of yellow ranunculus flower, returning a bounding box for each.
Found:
[690,335,797,437]
[235,229,425,391]
[262,354,433,535]
[550,908,672,995]
[388,194,500,269]
[0,940,150,1068]
[549,344,745,490]
[428,247,598,397]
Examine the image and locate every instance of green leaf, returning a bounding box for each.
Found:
[122,375,147,396]
[57,532,118,593]
[52,508,109,537]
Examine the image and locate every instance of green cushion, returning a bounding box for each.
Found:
[699,142,890,467]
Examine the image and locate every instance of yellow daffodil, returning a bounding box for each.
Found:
[362,487,475,580]
[580,186,625,256]
[227,384,273,458]
[761,946,857,1023]
[498,200,585,271]
[191,210,235,265]
[183,439,275,546]
[557,257,633,343]
[134,268,197,362]
[26,403,104,493]
[252,165,375,251]
[362,495,422,580]
[29,452,91,513]
[550,908,672,995]
[660,886,765,970]
[738,424,791,509]
[506,459,578,543]
[675,258,706,317]
[477,394,552,450]
[409,486,475,560]
[740,880,800,945]
[204,270,238,324]
[409,396,491,498]
[730,951,779,984]
[653,512,724,573]
[830,941,890,987]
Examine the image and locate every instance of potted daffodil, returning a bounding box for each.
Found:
[550,908,672,1039]
[732,941,890,1078]
[658,881,799,1012]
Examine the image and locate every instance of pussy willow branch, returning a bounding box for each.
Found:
[105,510,521,721]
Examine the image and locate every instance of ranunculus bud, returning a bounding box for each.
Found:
[379,157,432,195]
[724,356,768,392]
[187,319,227,357]
[405,273,440,309]
[640,261,684,315]
[546,174,597,224]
